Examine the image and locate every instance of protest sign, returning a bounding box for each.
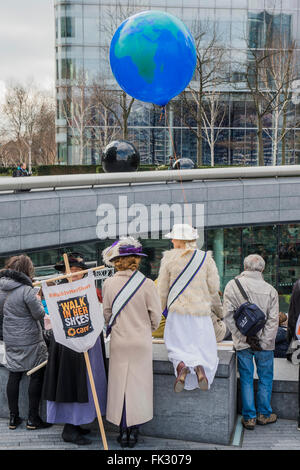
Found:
[42,270,104,354]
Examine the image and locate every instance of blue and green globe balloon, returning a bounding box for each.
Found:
[109,10,197,106]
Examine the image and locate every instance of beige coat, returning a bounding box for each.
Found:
[102,270,161,427]
[223,270,279,351]
[157,249,220,317]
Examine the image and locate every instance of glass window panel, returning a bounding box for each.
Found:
[262,130,273,165]
[242,225,277,287]
[215,9,231,47]
[244,130,258,165]
[231,129,246,164]
[248,11,266,48]
[249,0,265,10]
[265,0,282,10]
[61,17,75,38]
[139,239,170,280]
[279,224,300,310]
[245,100,257,128]
[83,5,100,44]
[285,129,296,165]
[232,0,247,7]
[231,100,246,127]
[198,0,216,7]
[207,227,242,292]
[231,10,247,48]
[181,128,197,162]
[214,129,230,165]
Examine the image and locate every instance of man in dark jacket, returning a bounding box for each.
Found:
[42,253,107,445]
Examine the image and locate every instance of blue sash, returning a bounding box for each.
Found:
[106,270,146,337]
[162,250,207,319]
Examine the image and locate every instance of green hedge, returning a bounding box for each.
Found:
[0,163,247,177]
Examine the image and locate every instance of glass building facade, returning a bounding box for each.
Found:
[1,222,300,312]
[55,0,300,166]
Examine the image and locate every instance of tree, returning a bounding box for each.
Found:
[201,89,227,167]
[262,39,296,165]
[60,71,96,165]
[242,10,295,166]
[1,82,56,169]
[179,21,228,166]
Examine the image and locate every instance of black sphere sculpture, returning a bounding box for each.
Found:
[172,158,195,170]
[102,140,140,173]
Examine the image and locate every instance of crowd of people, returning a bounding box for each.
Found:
[0,223,299,448]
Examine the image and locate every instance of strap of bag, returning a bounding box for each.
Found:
[107,270,146,336]
[234,278,249,302]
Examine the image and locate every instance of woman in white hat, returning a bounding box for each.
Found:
[102,237,161,448]
[157,224,220,392]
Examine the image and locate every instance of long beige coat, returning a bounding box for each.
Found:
[102,269,161,427]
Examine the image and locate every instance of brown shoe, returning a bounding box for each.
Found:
[241,417,256,430]
[256,413,277,425]
[194,365,209,391]
[174,361,189,393]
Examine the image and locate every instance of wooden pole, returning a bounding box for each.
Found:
[26,360,48,376]
[63,253,109,451]
[33,264,106,287]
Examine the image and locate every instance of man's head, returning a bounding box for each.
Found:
[20,163,26,170]
[243,254,265,273]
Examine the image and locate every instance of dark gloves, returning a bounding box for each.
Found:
[246,336,262,351]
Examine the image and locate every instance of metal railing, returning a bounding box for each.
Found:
[0,165,299,192]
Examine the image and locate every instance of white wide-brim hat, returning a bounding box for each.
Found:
[164,224,199,240]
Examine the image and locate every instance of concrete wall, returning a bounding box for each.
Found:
[0,345,237,446]
[0,176,300,255]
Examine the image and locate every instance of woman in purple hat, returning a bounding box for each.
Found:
[102,237,161,448]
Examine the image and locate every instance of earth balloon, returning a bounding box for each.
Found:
[102,140,140,173]
[110,10,197,106]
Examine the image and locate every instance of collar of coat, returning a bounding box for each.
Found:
[240,270,264,280]
[0,269,33,287]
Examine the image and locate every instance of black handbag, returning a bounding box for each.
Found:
[233,278,266,337]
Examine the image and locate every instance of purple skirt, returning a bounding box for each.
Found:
[46,337,107,425]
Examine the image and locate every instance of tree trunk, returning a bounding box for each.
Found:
[197,95,203,167]
[257,117,264,166]
[281,109,287,165]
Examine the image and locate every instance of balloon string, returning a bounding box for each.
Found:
[164,106,193,227]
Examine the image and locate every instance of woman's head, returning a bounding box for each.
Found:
[171,239,197,250]
[4,255,35,279]
[113,255,141,272]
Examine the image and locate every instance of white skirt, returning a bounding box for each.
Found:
[164,313,219,391]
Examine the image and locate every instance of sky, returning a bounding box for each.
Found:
[0,0,55,101]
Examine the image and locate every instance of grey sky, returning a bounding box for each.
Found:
[0,0,55,98]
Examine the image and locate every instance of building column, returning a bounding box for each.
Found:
[213,228,224,290]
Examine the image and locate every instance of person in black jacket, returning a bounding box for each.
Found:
[0,255,51,430]
[42,253,107,445]
[287,279,300,430]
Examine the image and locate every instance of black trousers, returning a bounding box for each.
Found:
[6,368,45,418]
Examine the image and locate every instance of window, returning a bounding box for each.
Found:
[61,17,75,38]
[242,225,277,287]
[207,227,242,292]
[61,58,76,80]
[279,224,300,311]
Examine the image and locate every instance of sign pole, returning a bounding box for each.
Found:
[63,254,109,451]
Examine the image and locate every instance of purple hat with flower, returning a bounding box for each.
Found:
[102,237,147,267]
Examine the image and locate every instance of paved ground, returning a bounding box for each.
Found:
[0,416,299,451]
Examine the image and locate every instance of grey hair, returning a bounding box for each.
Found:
[244,254,265,272]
